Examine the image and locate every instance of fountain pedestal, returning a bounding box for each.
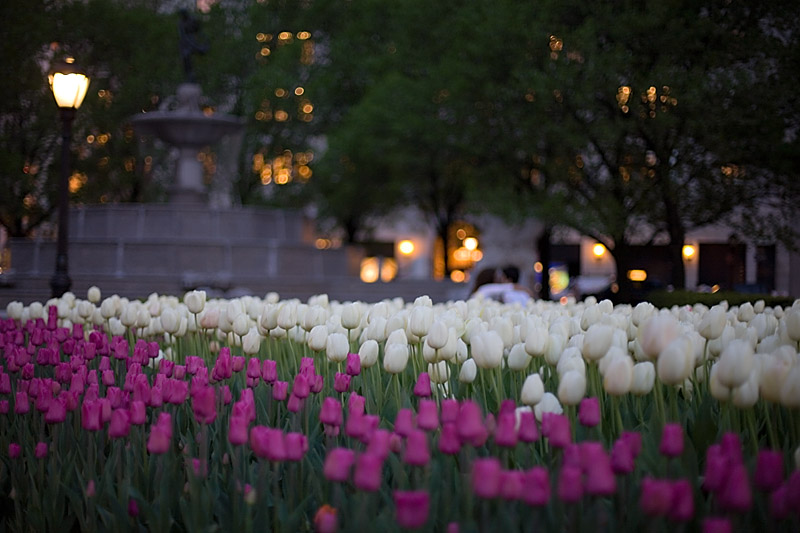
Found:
[131,83,244,204]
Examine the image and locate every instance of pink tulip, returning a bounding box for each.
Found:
[472,457,501,499]
[394,408,415,437]
[494,411,518,448]
[354,452,384,492]
[128,498,139,517]
[522,467,550,506]
[367,429,392,460]
[109,409,131,439]
[293,373,310,399]
[669,479,694,522]
[232,356,245,373]
[262,360,278,384]
[769,484,790,520]
[499,470,524,500]
[129,401,146,425]
[542,413,571,448]
[582,443,616,496]
[35,441,48,458]
[323,447,355,482]
[211,348,233,381]
[311,374,324,394]
[333,372,351,393]
[250,426,286,461]
[640,477,672,516]
[287,393,304,413]
[718,464,752,512]
[720,432,743,464]
[610,438,635,474]
[8,443,21,459]
[229,415,249,445]
[557,465,583,503]
[438,422,461,455]
[754,449,784,492]
[147,423,171,454]
[702,444,729,492]
[320,397,343,427]
[192,386,217,424]
[702,517,732,533]
[347,393,366,415]
[81,399,103,431]
[456,400,484,442]
[620,431,642,458]
[345,352,361,376]
[284,433,307,462]
[578,397,600,427]
[403,430,430,466]
[394,490,430,529]
[14,391,29,414]
[659,423,683,457]
[246,357,262,379]
[413,372,432,397]
[416,399,439,431]
[517,410,539,442]
[441,399,459,423]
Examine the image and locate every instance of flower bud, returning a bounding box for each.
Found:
[558,370,587,406]
[184,290,206,314]
[508,343,531,371]
[471,331,504,369]
[232,314,250,337]
[631,362,655,395]
[716,339,754,389]
[459,359,477,383]
[358,339,379,368]
[383,343,409,374]
[409,305,433,338]
[603,354,634,396]
[657,336,694,386]
[521,373,544,406]
[582,324,614,361]
[326,332,350,363]
[533,392,563,422]
[242,328,262,356]
[639,313,681,360]
[427,320,449,350]
[307,325,328,352]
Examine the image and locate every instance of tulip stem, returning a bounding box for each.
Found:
[761,401,778,450]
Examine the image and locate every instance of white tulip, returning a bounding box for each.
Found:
[580,304,602,330]
[657,336,694,386]
[524,325,549,357]
[427,320,449,350]
[341,302,362,330]
[707,324,735,357]
[456,338,469,363]
[470,331,504,369]
[358,339,379,368]
[716,339,755,389]
[631,302,655,327]
[737,302,755,323]
[326,332,350,363]
[307,325,328,352]
[520,373,544,406]
[490,316,514,348]
[108,317,126,337]
[603,354,634,396]
[582,324,614,361]
[534,392,563,422]
[779,364,800,408]
[242,328,262,355]
[437,328,459,361]
[120,304,138,328]
[384,343,409,374]
[459,358,477,383]
[277,302,298,331]
[87,286,101,304]
[558,369,587,406]
[639,313,682,360]
[631,362,656,395]
[709,363,732,401]
[160,308,180,335]
[184,290,206,314]
[387,328,408,346]
[759,347,795,403]
[428,361,450,384]
[77,300,94,320]
[544,333,566,365]
[508,343,532,371]
[732,370,760,408]
[785,309,800,342]
[232,313,250,337]
[365,316,388,342]
[28,302,44,319]
[557,347,585,376]
[409,305,434,338]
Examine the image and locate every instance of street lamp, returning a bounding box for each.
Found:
[48,59,89,298]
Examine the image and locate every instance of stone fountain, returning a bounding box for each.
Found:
[130,9,244,204]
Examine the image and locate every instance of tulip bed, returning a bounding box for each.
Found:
[1,289,800,532]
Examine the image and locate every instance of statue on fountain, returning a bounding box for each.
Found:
[178,9,209,84]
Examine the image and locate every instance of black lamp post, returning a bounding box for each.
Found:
[48,59,89,298]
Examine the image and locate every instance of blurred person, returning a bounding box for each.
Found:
[470,267,512,301]
[499,265,534,304]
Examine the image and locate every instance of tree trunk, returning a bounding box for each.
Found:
[610,242,637,304]
[537,225,552,300]
[668,240,686,290]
